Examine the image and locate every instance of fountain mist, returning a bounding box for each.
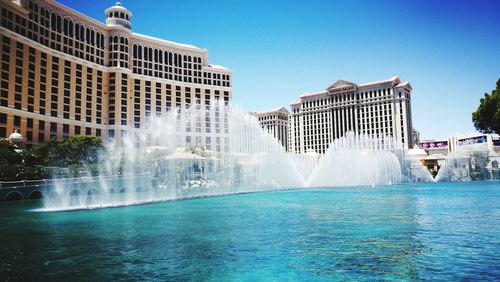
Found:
[42,103,425,211]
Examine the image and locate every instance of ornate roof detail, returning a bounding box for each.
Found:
[105,2,132,29]
[250,106,290,116]
[359,76,400,88]
[395,81,413,91]
[326,79,358,91]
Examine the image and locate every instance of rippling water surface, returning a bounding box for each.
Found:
[0,181,499,280]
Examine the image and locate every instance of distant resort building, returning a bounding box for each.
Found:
[250,107,289,150]
[416,139,449,175]
[0,0,232,150]
[289,76,414,154]
[414,133,500,179]
[420,133,500,156]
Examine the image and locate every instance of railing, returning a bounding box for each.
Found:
[0,173,151,190]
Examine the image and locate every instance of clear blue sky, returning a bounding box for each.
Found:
[59,0,500,140]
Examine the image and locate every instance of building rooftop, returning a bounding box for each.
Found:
[208,64,231,72]
[132,32,204,52]
[358,76,400,87]
[251,107,290,115]
[298,76,406,100]
[299,90,328,99]
[49,0,227,63]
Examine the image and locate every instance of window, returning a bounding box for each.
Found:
[13,115,21,126]
[50,122,57,133]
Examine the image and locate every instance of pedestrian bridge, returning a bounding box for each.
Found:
[0,174,152,201]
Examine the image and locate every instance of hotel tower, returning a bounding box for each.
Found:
[250,107,290,150]
[0,0,232,150]
[289,76,413,154]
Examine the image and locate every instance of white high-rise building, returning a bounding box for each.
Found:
[250,107,289,150]
[289,76,413,154]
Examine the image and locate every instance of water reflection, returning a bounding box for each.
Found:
[0,182,499,280]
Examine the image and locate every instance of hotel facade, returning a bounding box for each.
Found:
[0,0,232,150]
[289,76,413,154]
[250,107,290,150]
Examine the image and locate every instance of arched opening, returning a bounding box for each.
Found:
[136,187,144,192]
[51,13,56,30]
[29,190,43,199]
[49,191,58,198]
[119,188,127,193]
[63,18,69,35]
[492,161,499,169]
[68,20,73,37]
[5,191,23,201]
[69,189,81,197]
[80,27,84,43]
[85,28,90,43]
[56,15,62,32]
[75,23,80,40]
[96,34,101,48]
[100,33,105,49]
[85,189,99,206]
[87,189,99,195]
[109,188,116,194]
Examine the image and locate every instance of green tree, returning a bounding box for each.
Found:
[30,135,104,167]
[0,140,22,164]
[63,135,104,165]
[0,136,104,181]
[30,138,65,166]
[472,79,500,134]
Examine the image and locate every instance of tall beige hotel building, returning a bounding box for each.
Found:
[0,0,232,149]
[289,77,414,154]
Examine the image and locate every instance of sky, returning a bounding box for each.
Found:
[59,0,500,140]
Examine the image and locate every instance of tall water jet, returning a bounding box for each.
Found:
[434,151,472,182]
[403,146,436,183]
[436,135,500,182]
[41,102,444,211]
[307,133,403,187]
[228,107,307,188]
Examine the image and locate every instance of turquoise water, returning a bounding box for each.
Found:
[0,181,499,280]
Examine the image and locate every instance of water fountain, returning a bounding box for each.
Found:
[435,143,499,182]
[307,133,404,187]
[41,102,440,211]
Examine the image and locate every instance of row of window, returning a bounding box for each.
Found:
[22,1,105,64]
[0,35,104,124]
[0,113,103,146]
[3,1,233,84]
